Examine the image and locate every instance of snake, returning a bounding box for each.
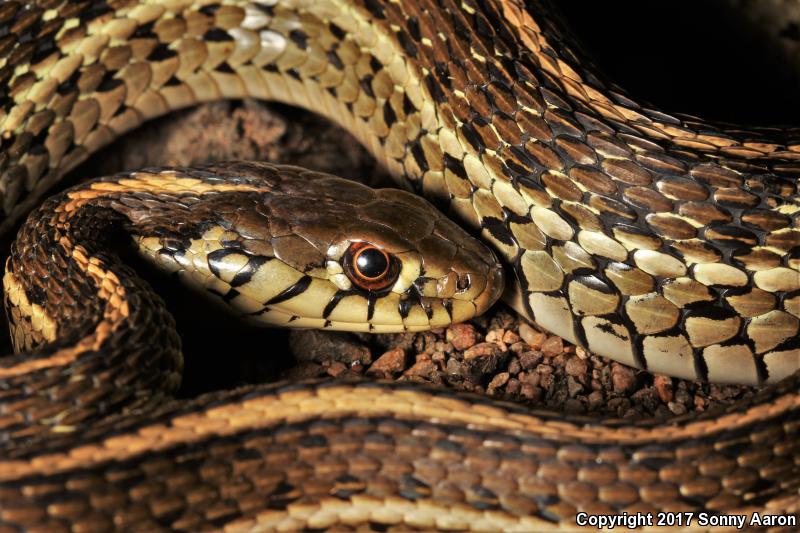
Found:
[0,0,798,530]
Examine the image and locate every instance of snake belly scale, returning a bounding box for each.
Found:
[0,0,798,531]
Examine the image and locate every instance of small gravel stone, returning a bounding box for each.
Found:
[518,322,546,349]
[523,372,540,388]
[487,372,510,394]
[611,362,637,394]
[506,378,521,395]
[675,387,692,405]
[631,387,659,413]
[694,395,707,410]
[485,329,508,351]
[541,336,563,356]
[367,348,406,376]
[587,390,604,410]
[668,401,688,415]
[518,350,543,370]
[405,359,438,380]
[565,356,588,379]
[567,376,583,397]
[325,361,348,377]
[445,358,464,378]
[446,323,479,351]
[463,342,505,378]
[607,397,631,416]
[521,383,542,401]
[509,341,527,353]
[654,375,674,403]
[502,330,521,345]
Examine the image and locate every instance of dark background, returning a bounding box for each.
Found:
[558,0,800,125]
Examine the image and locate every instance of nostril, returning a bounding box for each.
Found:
[457,274,471,291]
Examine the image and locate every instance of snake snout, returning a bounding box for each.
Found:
[407,228,505,325]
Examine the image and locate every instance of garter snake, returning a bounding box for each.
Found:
[0,0,798,530]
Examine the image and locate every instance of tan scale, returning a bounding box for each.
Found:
[624,294,680,335]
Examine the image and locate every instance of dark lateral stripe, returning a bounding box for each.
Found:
[265,275,312,305]
[442,300,453,321]
[367,293,378,322]
[230,256,270,287]
[398,298,413,319]
[323,290,357,319]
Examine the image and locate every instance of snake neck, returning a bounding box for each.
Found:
[0,0,798,384]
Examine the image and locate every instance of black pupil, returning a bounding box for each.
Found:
[356,248,388,278]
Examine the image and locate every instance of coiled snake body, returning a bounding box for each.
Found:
[0,0,798,530]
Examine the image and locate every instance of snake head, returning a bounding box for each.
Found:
[132,163,504,333]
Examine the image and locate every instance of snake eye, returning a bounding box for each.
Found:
[343,242,399,292]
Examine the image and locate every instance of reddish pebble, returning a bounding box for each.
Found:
[367,348,407,376]
[519,322,546,349]
[518,350,543,370]
[520,383,542,401]
[487,372,510,395]
[611,362,637,394]
[463,342,504,377]
[463,342,501,360]
[653,375,674,403]
[502,330,521,345]
[405,359,438,379]
[509,341,527,353]
[565,356,588,378]
[541,336,563,357]
[524,372,540,388]
[325,361,347,377]
[485,329,508,351]
[694,395,707,410]
[446,323,479,351]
